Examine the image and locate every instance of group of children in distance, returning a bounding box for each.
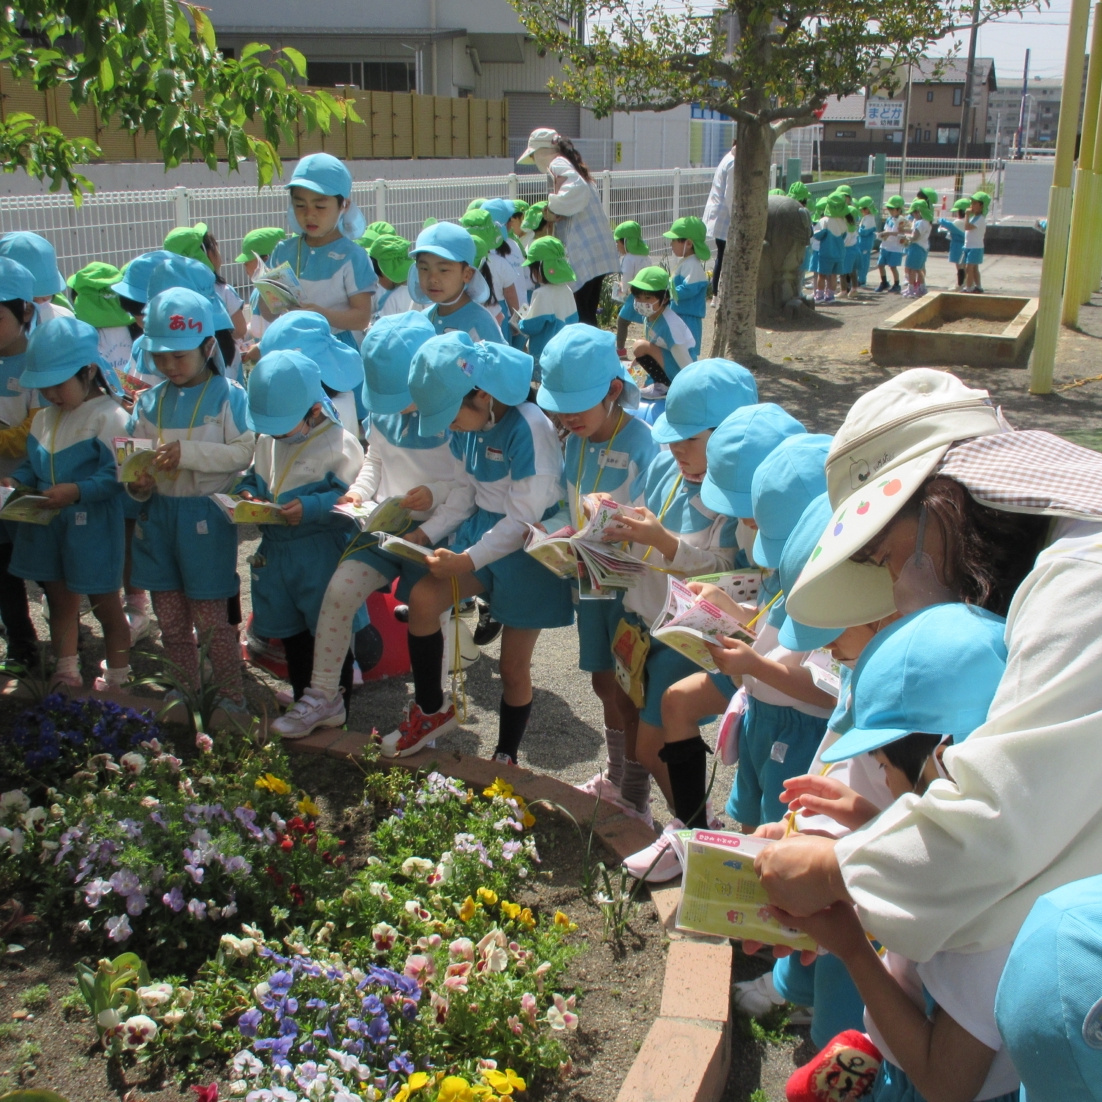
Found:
[777,180,991,302]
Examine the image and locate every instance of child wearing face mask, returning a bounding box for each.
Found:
[518,237,579,374]
[534,325,659,814]
[626,266,696,402]
[779,602,1021,1102]
[235,350,364,707]
[408,223,505,344]
[126,288,256,716]
[272,312,456,739]
[663,216,711,353]
[602,360,756,832]
[2,316,130,690]
[0,232,73,325]
[263,153,378,348]
[379,332,573,764]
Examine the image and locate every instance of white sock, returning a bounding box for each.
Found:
[56,655,79,679]
[103,663,131,687]
[125,592,149,614]
[311,560,387,700]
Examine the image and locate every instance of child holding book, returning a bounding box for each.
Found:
[235,228,287,341]
[236,349,364,706]
[126,287,255,714]
[271,311,453,738]
[4,316,130,690]
[381,332,572,763]
[535,324,659,812]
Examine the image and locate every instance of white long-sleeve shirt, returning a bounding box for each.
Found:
[703,149,736,241]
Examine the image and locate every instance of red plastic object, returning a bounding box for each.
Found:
[785,1029,882,1102]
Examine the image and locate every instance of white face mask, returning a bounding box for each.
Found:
[635,301,657,318]
[736,520,759,564]
[892,505,955,616]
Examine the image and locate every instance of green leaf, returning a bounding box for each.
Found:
[240,42,270,62]
[281,45,307,78]
[149,0,176,42]
[98,53,115,92]
[192,8,217,52]
[153,67,176,102]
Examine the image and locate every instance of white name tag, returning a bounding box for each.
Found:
[196,519,208,535]
[203,415,220,425]
[485,447,505,462]
[7,377,21,393]
[597,449,629,471]
[74,512,87,526]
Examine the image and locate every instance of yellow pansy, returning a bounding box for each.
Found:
[499,900,520,920]
[518,907,536,930]
[521,809,536,829]
[255,773,291,795]
[477,887,499,906]
[554,910,578,931]
[483,778,514,800]
[437,1076,474,1102]
[483,1068,527,1095]
[297,795,321,817]
[458,896,478,922]
[407,1071,430,1091]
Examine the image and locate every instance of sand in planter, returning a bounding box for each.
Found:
[912,315,1009,334]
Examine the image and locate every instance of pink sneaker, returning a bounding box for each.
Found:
[51,670,82,691]
[380,701,457,758]
[623,819,684,882]
[574,772,623,805]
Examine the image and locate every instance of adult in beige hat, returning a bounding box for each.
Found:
[517,128,618,326]
[754,368,1102,963]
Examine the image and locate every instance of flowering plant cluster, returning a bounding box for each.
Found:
[1,694,163,785]
[0,732,347,968]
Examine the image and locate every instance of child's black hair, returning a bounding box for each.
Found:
[0,299,31,330]
[215,328,236,369]
[480,260,498,306]
[880,733,945,787]
[495,238,511,259]
[202,231,227,285]
[634,288,671,307]
[117,294,144,318]
[370,257,382,279]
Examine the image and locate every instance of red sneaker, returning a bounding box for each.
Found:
[380,700,457,758]
[785,1030,882,1102]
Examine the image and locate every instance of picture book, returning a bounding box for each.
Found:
[649,577,757,673]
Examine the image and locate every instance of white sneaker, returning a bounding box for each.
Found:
[638,383,668,401]
[734,973,787,1017]
[125,608,153,646]
[574,771,622,805]
[275,689,294,707]
[623,818,684,883]
[271,688,346,739]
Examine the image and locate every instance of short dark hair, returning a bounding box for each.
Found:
[881,733,944,787]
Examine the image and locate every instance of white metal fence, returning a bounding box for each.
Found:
[0,167,716,296]
[874,156,1001,183]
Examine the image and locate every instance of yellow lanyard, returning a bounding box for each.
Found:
[640,473,683,562]
[271,420,330,500]
[745,588,784,631]
[156,372,214,481]
[575,409,625,528]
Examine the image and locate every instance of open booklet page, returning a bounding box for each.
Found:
[649,576,757,673]
[332,496,412,535]
[0,487,58,525]
[211,494,289,525]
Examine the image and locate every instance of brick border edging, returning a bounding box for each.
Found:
[65,689,735,1102]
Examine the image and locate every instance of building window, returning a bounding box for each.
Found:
[926,90,935,102]
[306,60,416,93]
[953,87,963,107]
[937,125,961,144]
[885,131,903,143]
[924,129,932,142]
[834,130,857,138]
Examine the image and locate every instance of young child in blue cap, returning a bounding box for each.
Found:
[663,216,711,351]
[260,311,367,436]
[518,237,579,375]
[0,231,72,324]
[272,312,455,739]
[380,332,572,763]
[0,257,44,669]
[2,315,130,691]
[627,266,697,402]
[264,152,377,347]
[601,359,756,836]
[408,222,505,345]
[126,287,255,715]
[109,249,177,389]
[534,324,659,813]
[235,349,364,709]
[777,602,1020,1102]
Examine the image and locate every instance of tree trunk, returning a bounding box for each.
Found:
[711,118,777,363]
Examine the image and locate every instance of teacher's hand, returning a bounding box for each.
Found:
[754,834,850,917]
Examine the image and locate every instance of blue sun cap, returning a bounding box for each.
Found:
[246,350,326,436]
[111,250,177,305]
[143,287,217,353]
[146,256,234,331]
[409,331,534,437]
[406,223,491,306]
[481,198,519,231]
[537,324,640,413]
[286,153,366,239]
[0,232,65,297]
[20,315,110,389]
[650,359,759,444]
[0,257,35,304]
[700,403,806,517]
[260,311,364,394]
[750,433,833,568]
[995,875,1102,1102]
[777,494,844,651]
[360,311,438,414]
[821,602,1007,764]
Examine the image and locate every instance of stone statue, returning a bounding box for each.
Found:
[758,194,813,320]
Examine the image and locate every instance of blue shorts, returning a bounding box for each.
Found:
[818,256,845,276]
[344,537,430,603]
[452,508,574,631]
[964,247,985,265]
[905,244,928,270]
[576,589,624,673]
[251,529,362,639]
[9,497,124,595]
[844,245,859,271]
[131,494,239,600]
[725,695,829,828]
[879,249,903,268]
[122,493,143,521]
[640,638,701,728]
[808,250,820,273]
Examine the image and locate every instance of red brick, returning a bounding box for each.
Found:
[285,729,346,756]
[325,732,375,760]
[660,941,732,1024]
[650,884,683,932]
[615,1017,728,1102]
[521,775,622,826]
[595,815,660,860]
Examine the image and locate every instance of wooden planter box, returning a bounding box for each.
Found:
[871,291,1038,367]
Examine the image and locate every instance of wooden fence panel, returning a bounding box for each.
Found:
[391,94,413,159]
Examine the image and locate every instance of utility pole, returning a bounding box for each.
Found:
[899,64,913,195]
[954,0,983,198]
[1015,50,1031,158]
